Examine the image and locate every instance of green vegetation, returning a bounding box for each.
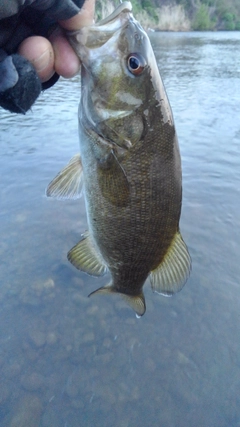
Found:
[96,0,240,31]
[192,4,215,30]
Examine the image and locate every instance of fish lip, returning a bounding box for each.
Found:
[96,1,132,26]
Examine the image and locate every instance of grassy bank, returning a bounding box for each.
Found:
[95,0,240,31]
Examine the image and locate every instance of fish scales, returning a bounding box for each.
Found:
[47,1,191,316]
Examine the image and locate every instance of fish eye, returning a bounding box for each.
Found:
[127,53,146,76]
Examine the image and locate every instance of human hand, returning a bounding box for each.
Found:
[0,0,95,113]
[17,0,95,83]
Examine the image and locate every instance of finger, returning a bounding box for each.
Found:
[49,29,81,78]
[18,36,55,82]
[59,0,95,30]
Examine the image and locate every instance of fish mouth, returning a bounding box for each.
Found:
[97,1,132,26]
[68,2,133,50]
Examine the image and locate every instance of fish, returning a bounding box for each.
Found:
[46,1,191,317]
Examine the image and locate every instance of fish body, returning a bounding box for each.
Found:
[47,2,191,316]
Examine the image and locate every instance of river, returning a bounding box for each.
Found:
[0,31,240,427]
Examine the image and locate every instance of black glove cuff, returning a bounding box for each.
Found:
[0,53,41,114]
[42,72,59,90]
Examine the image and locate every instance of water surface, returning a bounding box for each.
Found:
[0,31,240,427]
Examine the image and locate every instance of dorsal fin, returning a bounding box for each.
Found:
[67,233,107,277]
[150,231,191,296]
[46,154,83,199]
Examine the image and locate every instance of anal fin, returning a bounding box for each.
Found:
[120,292,146,317]
[89,284,146,317]
[150,231,191,296]
[46,154,83,199]
[67,233,107,277]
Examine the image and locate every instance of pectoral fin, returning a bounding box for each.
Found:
[89,284,146,317]
[150,231,191,296]
[97,151,130,207]
[46,154,83,199]
[67,233,107,277]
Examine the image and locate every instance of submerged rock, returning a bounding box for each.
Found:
[19,278,56,306]
[4,361,22,379]
[46,332,58,345]
[20,372,45,391]
[0,381,11,407]
[28,330,46,348]
[9,394,43,427]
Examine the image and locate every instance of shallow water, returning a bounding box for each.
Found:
[0,31,240,427]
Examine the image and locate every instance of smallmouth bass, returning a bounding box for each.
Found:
[47,2,191,317]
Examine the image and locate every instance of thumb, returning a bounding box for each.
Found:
[59,0,95,30]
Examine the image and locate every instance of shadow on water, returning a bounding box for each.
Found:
[0,32,240,427]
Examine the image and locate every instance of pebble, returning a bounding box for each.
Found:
[43,278,55,290]
[14,213,27,223]
[144,357,156,372]
[70,399,85,409]
[66,344,73,353]
[94,352,113,364]
[98,385,117,405]
[72,276,85,288]
[177,350,191,365]
[103,338,112,349]
[19,288,40,307]
[46,332,58,345]
[82,332,95,343]
[72,292,88,305]
[131,386,140,401]
[73,329,95,352]
[41,407,61,427]
[19,278,55,306]
[28,330,46,348]
[23,345,39,362]
[87,305,99,315]
[66,380,79,398]
[125,318,136,326]
[31,278,55,296]
[9,394,43,427]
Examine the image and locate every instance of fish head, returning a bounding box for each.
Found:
[68,1,173,149]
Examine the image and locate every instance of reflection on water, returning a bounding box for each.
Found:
[0,32,240,427]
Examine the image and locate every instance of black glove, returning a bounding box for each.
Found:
[0,50,42,113]
[0,0,85,114]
